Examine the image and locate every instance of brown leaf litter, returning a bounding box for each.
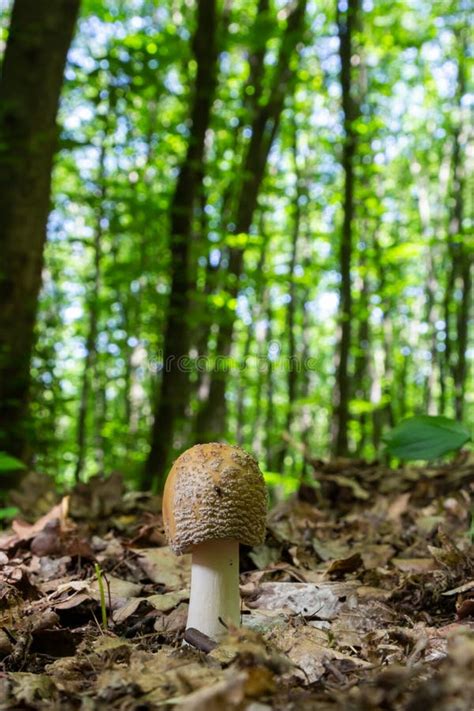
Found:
[0,455,473,709]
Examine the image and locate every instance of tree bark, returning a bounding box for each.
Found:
[264,295,276,472]
[299,281,312,478]
[144,0,219,489]
[449,45,470,420]
[332,0,359,457]
[371,233,395,451]
[0,0,80,459]
[414,177,439,415]
[194,0,307,442]
[276,127,302,471]
[74,144,106,482]
[235,236,268,446]
[192,0,270,408]
[353,251,370,455]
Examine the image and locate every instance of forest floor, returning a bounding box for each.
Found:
[0,455,473,710]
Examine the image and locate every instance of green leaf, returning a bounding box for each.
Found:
[349,398,376,415]
[0,452,26,474]
[0,506,19,520]
[383,416,471,461]
[263,470,299,495]
[386,242,423,261]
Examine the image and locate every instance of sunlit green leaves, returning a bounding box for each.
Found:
[16,0,471,484]
[386,242,423,261]
[0,506,19,520]
[0,452,25,474]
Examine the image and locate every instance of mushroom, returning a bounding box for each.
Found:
[162,442,267,641]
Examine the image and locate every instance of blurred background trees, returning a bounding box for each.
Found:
[0,0,471,492]
[0,0,80,459]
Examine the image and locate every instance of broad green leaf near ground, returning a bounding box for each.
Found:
[383,415,471,461]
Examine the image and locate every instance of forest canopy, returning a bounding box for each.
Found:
[0,0,472,493]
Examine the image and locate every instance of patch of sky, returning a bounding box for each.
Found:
[210,249,221,267]
[308,291,339,320]
[236,294,251,324]
[63,304,83,325]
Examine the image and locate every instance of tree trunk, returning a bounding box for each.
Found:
[299,282,312,478]
[371,233,395,451]
[194,0,307,442]
[264,295,276,472]
[414,177,439,415]
[251,222,271,459]
[276,127,302,471]
[353,251,370,455]
[0,0,80,459]
[235,236,268,446]
[423,251,439,415]
[144,0,219,489]
[191,0,270,410]
[449,45,470,420]
[74,144,106,481]
[332,0,359,457]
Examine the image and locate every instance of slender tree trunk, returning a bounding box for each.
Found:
[122,124,154,448]
[371,233,395,451]
[423,250,439,415]
[236,236,268,445]
[235,323,254,448]
[438,347,447,415]
[144,0,219,489]
[252,337,267,459]
[192,0,271,410]
[251,229,271,459]
[299,282,312,477]
[264,296,276,472]
[94,358,107,472]
[122,297,133,431]
[0,0,80,459]
[443,248,455,403]
[454,257,471,420]
[332,0,359,457]
[397,348,409,421]
[353,252,370,455]
[276,127,302,471]
[435,148,452,416]
[449,45,470,420]
[74,145,106,481]
[194,0,307,442]
[415,177,439,415]
[251,334,267,458]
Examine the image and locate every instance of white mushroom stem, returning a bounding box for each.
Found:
[186,538,240,641]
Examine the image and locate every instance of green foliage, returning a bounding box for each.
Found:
[0,452,25,474]
[383,416,471,461]
[263,469,320,500]
[264,470,300,496]
[0,506,19,521]
[1,0,471,487]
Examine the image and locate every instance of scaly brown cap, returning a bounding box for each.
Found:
[162,443,267,554]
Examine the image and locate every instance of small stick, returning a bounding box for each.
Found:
[184,627,217,652]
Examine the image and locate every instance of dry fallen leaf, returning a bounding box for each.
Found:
[134,546,191,590]
[246,581,358,620]
[1,457,473,710]
[12,497,70,542]
[177,670,248,711]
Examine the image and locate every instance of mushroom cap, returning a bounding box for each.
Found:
[162,443,267,554]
